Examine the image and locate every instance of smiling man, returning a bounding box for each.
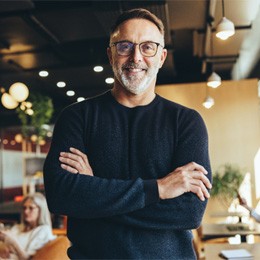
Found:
[44,8,212,259]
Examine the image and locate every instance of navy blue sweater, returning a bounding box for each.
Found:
[43,90,211,259]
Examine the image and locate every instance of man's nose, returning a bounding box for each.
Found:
[130,44,143,63]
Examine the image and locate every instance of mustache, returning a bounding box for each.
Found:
[122,62,148,70]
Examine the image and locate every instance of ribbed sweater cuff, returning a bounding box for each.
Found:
[143,179,160,205]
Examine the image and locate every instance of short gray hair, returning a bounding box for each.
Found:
[110,8,165,38]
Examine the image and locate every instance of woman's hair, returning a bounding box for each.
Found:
[21,192,52,228]
[110,8,165,38]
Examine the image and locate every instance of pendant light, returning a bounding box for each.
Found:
[9,82,29,102]
[203,95,215,109]
[207,71,221,88]
[1,82,29,109]
[207,30,221,88]
[216,0,235,40]
[202,86,215,109]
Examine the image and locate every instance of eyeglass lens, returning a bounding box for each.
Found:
[23,206,38,211]
[116,41,159,57]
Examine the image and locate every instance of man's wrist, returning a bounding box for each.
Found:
[156,179,164,200]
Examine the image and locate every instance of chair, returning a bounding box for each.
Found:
[32,236,70,260]
[192,226,230,260]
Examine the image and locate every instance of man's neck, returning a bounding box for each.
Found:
[111,85,156,108]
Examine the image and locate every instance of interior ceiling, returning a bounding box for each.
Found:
[0,0,260,128]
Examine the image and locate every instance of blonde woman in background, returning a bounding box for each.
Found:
[0,193,55,259]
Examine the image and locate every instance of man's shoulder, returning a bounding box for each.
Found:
[158,94,195,113]
[158,95,203,122]
[64,90,111,111]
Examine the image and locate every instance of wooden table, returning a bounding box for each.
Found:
[204,243,260,259]
[201,223,260,242]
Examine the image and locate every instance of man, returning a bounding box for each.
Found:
[44,8,212,259]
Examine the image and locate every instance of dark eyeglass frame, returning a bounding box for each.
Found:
[110,40,164,57]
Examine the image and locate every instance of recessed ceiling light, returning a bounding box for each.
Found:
[77,97,85,102]
[57,81,66,88]
[105,77,114,84]
[66,90,75,96]
[39,70,49,77]
[93,66,103,72]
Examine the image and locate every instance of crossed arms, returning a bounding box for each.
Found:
[43,104,212,230]
[60,147,211,202]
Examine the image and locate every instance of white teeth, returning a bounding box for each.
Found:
[127,68,142,72]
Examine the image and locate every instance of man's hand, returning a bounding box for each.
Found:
[157,162,211,201]
[59,147,93,176]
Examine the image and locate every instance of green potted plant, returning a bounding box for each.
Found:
[211,164,244,209]
[16,93,54,144]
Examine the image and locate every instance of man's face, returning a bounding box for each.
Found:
[108,19,167,95]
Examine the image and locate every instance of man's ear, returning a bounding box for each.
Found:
[107,47,113,65]
[159,48,167,68]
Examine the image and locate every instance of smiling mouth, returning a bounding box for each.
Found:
[124,68,146,73]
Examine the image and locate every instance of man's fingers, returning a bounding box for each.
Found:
[60,152,85,169]
[178,162,208,175]
[70,147,91,166]
[59,155,83,171]
[61,163,78,174]
[189,179,210,200]
[191,171,212,189]
[189,185,205,201]
[59,148,94,176]
[60,151,83,163]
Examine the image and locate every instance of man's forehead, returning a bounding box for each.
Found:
[110,18,163,42]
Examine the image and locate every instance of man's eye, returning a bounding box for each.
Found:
[144,45,153,50]
[119,43,131,50]
[142,43,155,51]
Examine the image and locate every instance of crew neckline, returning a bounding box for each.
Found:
[108,90,160,110]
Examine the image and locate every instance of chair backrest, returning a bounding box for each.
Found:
[192,228,203,259]
[32,236,70,260]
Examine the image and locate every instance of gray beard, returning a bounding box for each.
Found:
[113,62,160,95]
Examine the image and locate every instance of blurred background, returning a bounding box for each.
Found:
[0,2,260,255]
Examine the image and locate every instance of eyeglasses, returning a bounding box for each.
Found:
[110,41,164,57]
[23,206,38,211]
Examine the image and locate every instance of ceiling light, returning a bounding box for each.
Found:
[203,96,215,109]
[31,134,38,142]
[39,70,49,77]
[77,97,85,102]
[105,77,114,84]
[216,17,235,40]
[207,72,221,88]
[94,66,103,72]
[47,131,52,137]
[39,139,46,146]
[66,90,75,96]
[216,0,235,40]
[1,92,19,109]
[14,134,23,143]
[25,108,34,115]
[57,81,66,88]
[9,82,29,102]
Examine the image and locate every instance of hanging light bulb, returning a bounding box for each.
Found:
[216,17,235,40]
[1,92,19,109]
[216,0,235,40]
[203,96,215,109]
[207,72,221,88]
[14,134,23,143]
[9,82,29,102]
